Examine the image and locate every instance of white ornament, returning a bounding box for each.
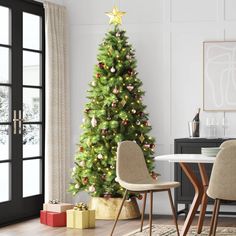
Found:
[91,116,97,127]
[75,183,80,189]
[82,118,86,123]
[110,67,116,73]
[127,84,134,91]
[126,54,131,60]
[113,86,119,94]
[89,185,95,192]
[73,167,76,172]
[91,81,96,86]
[79,161,85,167]
[98,154,103,159]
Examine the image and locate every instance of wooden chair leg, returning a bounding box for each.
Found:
[209,200,218,236]
[212,199,221,236]
[168,189,180,236]
[140,192,147,232]
[149,191,153,236]
[110,189,128,236]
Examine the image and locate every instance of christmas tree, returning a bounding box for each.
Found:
[69,6,156,198]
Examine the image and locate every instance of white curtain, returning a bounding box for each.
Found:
[44,1,71,202]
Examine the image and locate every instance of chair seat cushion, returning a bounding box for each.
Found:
[117,178,180,191]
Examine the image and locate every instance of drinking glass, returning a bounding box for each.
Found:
[206,117,217,138]
[222,117,229,138]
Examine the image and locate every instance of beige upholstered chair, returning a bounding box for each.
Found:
[207,145,236,236]
[110,141,180,236]
[220,140,236,148]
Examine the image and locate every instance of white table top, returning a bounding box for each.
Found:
[155,154,215,163]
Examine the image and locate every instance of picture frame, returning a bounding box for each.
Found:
[203,41,236,111]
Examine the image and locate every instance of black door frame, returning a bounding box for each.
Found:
[0,0,45,226]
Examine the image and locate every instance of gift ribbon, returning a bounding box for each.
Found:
[49,199,60,204]
[74,202,88,211]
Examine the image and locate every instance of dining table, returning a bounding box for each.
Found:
[155,154,216,236]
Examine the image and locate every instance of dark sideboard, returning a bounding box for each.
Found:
[174,138,236,216]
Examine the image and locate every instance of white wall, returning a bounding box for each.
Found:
[62,0,236,214]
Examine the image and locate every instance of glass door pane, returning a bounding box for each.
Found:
[23,51,41,86]
[23,124,41,158]
[0,6,10,45]
[0,47,10,83]
[23,12,41,50]
[0,125,10,161]
[23,159,41,197]
[0,86,10,122]
[0,163,10,202]
[23,88,41,122]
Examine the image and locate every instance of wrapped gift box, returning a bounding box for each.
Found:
[43,202,74,213]
[40,210,47,225]
[40,210,66,227]
[66,209,95,229]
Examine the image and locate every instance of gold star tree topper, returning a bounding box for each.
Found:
[106,6,126,25]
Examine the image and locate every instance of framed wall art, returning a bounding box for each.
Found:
[203,41,236,111]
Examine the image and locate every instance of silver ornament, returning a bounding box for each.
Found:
[110,67,116,73]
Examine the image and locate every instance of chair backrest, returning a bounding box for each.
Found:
[220,140,236,149]
[116,141,151,183]
[207,145,236,201]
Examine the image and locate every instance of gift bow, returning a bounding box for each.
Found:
[74,202,88,211]
[49,199,60,204]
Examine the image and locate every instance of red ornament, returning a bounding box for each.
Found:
[79,146,84,152]
[96,73,101,78]
[121,119,128,125]
[127,69,133,76]
[82,177,88,185]
[98,62,104,69]
[111,102,117,108]
[150,143,155,149]
[101,129,108,135]
[137,194,143,200]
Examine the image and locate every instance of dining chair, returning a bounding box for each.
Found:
[220,140,236,148]
[110,141,180,236]
[207,145,236,236]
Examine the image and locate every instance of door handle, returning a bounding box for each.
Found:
[12,110,24,135]
[18,110,23,135]
[13,110,17,134]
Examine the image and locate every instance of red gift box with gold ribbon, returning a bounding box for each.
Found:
[40,210,66,227]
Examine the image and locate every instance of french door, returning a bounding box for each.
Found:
[0,0,45,225]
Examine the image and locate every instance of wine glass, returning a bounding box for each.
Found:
[222,117,229,138]
[206,117,217,138]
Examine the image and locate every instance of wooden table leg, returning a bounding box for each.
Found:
[179,163,203,236]
[197,163,209,234]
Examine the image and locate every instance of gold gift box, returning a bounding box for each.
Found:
[43,203,74,213]
[66,209,95,229]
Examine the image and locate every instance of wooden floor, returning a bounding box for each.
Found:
[0,215,235,236]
